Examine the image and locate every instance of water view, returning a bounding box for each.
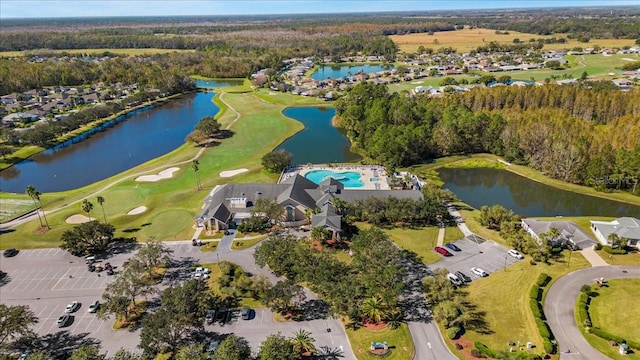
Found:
[0,92,218,193]
[276,107,361,165]
[439,167,640,217]
[194,79,244,88]
[310,64,394,80]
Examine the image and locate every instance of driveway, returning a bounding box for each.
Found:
[544,266,640,359]
[0,243,356,359]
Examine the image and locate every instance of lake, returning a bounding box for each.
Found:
[275,107,361,164]
[439,167,640,217]
[194,79,244,88]
[0,92,218,193]
[310,64,394,81]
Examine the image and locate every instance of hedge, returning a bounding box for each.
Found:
[530,285,541,301]
[535,318,551,340]
[578,304,590,327]
[578,292,589,305]
[591,327,625,344]
[626,340,640,351]
[446,325,461,340]
[603,245,627,255]
[536,273,551,287]
[474,341,496,358]
[530,298,544,319]
[594,243,603,250]
[543,338,554,354]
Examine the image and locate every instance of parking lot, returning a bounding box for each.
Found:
[431,235,522,280]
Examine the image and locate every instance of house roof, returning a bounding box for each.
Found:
[522,218,597,249]
[311,203,342,231]
[591,217,640,241]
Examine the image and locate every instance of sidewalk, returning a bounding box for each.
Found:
[437,227,445,246]
[580,246,610,267]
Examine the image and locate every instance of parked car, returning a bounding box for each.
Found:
[241,306,251,320]
[193,272,210,280]
[194,267,211,274]
[434,246,453,257]
[508,249,524,259]
[206,341,220,359]
[65,301,80,313]
[57,314,70,328]
[444,243,461,252]
[85,256,96,264]
[454,271,472,283]
[205,309,216,325]
[3,248,18,257]
[18,350,31,360]
[447,273,463,286]
[88,300,100,313]
[471,267,489,277]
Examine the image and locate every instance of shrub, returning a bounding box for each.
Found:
[551,247,563,254]
[535,318,550,339]
[470,348,484,358]
[603,245,627,255]
[530,298,542,318]
[591,327,625,344]
[626,339,640,350]
[473,342,495,358]
[446,325,461,339]
[536,273,551,287]
[593,243,603,250]
[578,304,590,326]
[578,292,589,304]
[530,285,541,301]
[455,343,463,350]
[580,284,592,293]
[529,259,537,265]
[543,338,555,354]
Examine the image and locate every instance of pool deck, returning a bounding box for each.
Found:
[281,164,390,190]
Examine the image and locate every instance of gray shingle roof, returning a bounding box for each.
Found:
[522,219,597,249]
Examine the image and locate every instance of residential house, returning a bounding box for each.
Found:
[2,112,40,126]
[521,218,597,249]
[590,217,640,249]
[195,175,423,237]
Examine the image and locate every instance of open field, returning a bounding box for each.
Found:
[346,323,414,360]
[356,222,441,264]
[0,48,195,57]
[390,28,637,53]
[590,279,640,343]
[0,91,327,249]
[464,250,590,354]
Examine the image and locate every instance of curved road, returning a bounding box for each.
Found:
[545,266,640,359]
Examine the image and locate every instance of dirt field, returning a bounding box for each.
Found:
[390,28,637,53]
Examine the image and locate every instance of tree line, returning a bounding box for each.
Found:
[335,82,640,194]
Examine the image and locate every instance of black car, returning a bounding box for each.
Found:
[444,243,461,252]
[3,248,19,257]
[454,271,472,283]
[205,309,216,325]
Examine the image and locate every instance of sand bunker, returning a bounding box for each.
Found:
[66,214,93,224]
[219,168,248,178]
[135,167,179,182]
[127,206,147,215]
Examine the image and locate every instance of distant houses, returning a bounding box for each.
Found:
[590,217,640,250]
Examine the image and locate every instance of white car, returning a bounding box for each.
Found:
[65,301,80,313]
[447,273,463,286]
[88,300,100,313]
[193,272,210,280]
[470,267,489,277]
[508,249,524,260]
[194,267,211,274]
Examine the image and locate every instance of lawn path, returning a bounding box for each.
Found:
[1,92,241,231]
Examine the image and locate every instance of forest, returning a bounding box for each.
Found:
[335,82,640,195]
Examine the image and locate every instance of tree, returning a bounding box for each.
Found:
[608,233,627,249]
[96,195,107,223]
[195,116,221,137]
[60,221,116,256]
[257,333,298,360]
[423,269,457,304]
[81,199,94,220]
[111,348,143,360]
[252,198,283,225]
[261,150,292,173]
[289,329,316,355]
[361,296,387,324]
[263,279,306,315]
[212,334,252,360]
[0,304,38,346]
[25,185,48,229]
[101,263,155,320]
[174,344,207,360]
[0,146,12,159]
[68,345,105,360]
[128,240,173,278]
[192,159,201,190]
[310,227,330,242]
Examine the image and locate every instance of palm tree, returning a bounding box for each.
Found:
[26,185,48,228]
[81,199,94,221]
[361,296,387,324]
[96,195,107,223]
[290,329,316,355]
[607,233,627,249]
[192,160,201,190]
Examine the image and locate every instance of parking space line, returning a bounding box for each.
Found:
[31,268,56,291]
[83,313,99,333]
[51,268,73,290]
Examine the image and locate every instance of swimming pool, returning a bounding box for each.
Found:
[304,170,364,188]
[370,178,380,182]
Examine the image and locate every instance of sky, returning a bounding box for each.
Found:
[1,0,638,19]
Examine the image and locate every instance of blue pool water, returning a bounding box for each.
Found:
[305,170,364,188]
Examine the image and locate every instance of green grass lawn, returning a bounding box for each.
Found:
[231,236,268,250]
[463,250,590,354]
[0,91,309,249]
[444,226,465,243]
[346,323,414,360]
[595,250,640,266]
[357,222,441,264]
[590,279,640,343]
[201,262,264,309]
[0,194,37,223]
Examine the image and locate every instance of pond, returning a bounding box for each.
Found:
[438,167,640,217]
[275,107,361,165]
[0,92,218,193]
[310,64,394,81]
[194,79,244,88]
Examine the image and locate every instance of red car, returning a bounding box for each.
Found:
[434,246,453,257]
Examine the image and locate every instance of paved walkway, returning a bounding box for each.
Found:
[580,246,610,267]
[436,227,445,247]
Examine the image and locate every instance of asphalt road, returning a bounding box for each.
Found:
[544,266,640,360]
[0,243,356,359]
